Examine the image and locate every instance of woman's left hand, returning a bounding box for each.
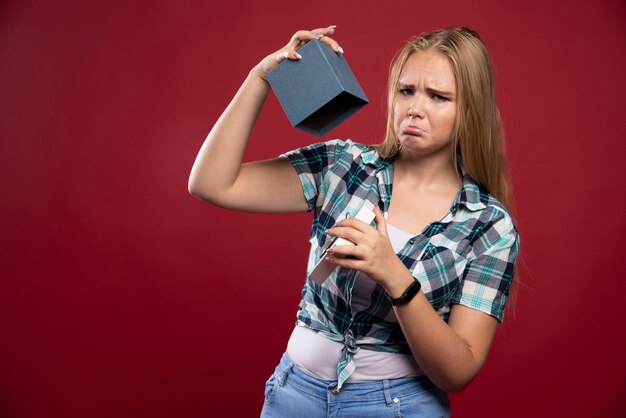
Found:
[325,206,403,287]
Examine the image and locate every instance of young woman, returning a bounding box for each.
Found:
[189,26,519,418]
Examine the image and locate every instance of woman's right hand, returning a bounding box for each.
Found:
[251,25,343,84]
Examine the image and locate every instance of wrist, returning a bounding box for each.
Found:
[387,279,421,306]
[381,259,415,297]
[249,65,271,88]
[381,260,421,306]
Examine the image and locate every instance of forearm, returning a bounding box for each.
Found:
[188,70,270,201]
[384,264,493,393]
[326,209,499,392]
[189,27,340,210]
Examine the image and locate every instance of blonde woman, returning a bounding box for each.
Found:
[189,26,519,417]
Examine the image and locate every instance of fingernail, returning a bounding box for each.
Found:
[295,52,302,59]
[338,46,344,54]
[315,33,324,38]
[325,229,331,234]
[328,25,337,29]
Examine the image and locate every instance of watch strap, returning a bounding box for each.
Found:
[388,280,421,306]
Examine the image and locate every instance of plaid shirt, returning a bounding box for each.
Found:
[282,139,519,389]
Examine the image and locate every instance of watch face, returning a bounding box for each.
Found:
[390,280,421,305]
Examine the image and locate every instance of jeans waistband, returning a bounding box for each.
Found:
[274,351,439,404]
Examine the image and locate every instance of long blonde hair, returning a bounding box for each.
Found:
[377,28,512,210]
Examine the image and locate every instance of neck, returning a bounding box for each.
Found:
[394,148,461,191]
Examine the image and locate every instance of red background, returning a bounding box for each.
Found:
[1,1,625,417]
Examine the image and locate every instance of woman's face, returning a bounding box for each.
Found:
[393,50,457,159]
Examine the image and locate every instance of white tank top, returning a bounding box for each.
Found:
[287,223,424,382]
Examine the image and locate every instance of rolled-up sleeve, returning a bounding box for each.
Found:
[281,139,349,212]
[452,213,520,322]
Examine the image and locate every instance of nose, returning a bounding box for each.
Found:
[408,94,425,119]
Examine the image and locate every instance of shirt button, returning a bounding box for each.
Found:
[393,397,399,403]
[408,239,415,245]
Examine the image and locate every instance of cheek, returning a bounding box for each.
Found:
[392,104,403,128]
[438,108,457,133]
[393,112,401,128]
[447,111,457,132]
[393,99,401,115]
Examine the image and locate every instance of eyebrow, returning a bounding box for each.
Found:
[398,82,456,98]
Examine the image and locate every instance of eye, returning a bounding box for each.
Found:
[431,93,449,102]
[398,88,414,96]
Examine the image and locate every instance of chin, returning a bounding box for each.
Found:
[398,136,426,150]
[399,140,450,159]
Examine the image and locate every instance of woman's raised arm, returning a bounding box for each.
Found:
[188,26,341,213]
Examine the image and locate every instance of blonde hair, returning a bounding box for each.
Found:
[377,27,512,210]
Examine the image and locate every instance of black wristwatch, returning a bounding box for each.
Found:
[388,280,422,306]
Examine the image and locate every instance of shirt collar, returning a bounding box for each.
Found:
[362,146,487,212]
[452,174,487,212]
[361,148,388,168]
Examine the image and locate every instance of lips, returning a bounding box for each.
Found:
[401,125,426,136]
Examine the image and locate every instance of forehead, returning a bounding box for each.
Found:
[399,50,456,91]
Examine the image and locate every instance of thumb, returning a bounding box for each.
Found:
[373,205,388,237]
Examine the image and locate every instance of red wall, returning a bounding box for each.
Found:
[1,1,625,417]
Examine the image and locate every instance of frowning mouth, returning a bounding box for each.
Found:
[401,125,426,136]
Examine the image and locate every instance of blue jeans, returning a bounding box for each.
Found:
[260,352,450,418]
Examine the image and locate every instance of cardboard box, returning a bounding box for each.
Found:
[267,39,368,137]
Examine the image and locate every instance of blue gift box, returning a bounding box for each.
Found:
[267,39,368,137]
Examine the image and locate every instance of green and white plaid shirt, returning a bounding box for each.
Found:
[282,139,519,389]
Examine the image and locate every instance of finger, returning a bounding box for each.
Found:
[328,243,364,259]
[291,27,342,54]
[288,29,326,47]
[326,226,366,245]
[373,205,388,237]
[334,217,373,234]
[279,48,303,61]
[274,49,292,62]
[284,26,341,60]
[316,35,344,54]
[325,253,362,270]
[310,24,337,38]
[283,29,326,60]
